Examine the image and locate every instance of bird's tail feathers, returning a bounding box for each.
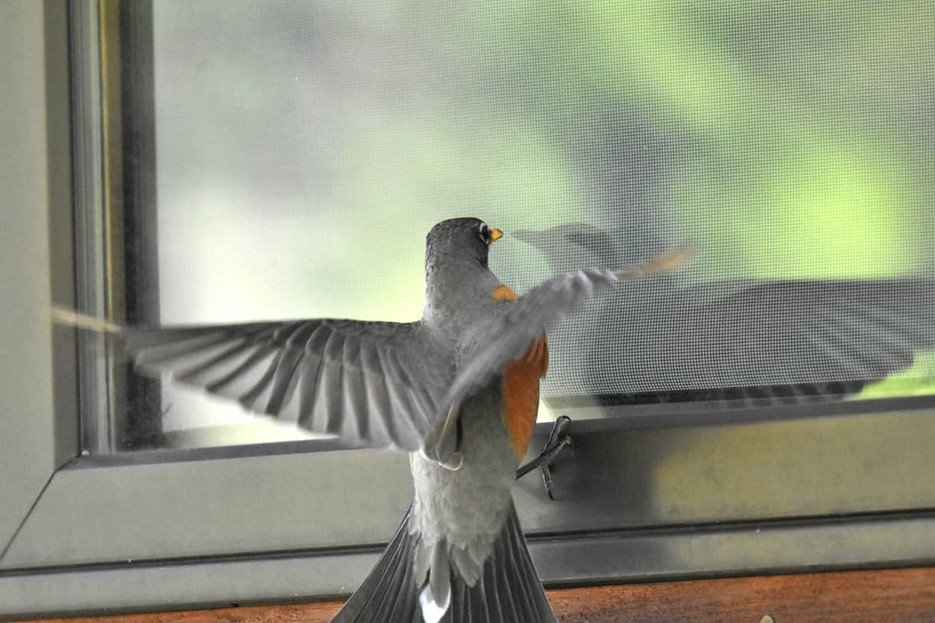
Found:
[331,506,422,623]
[332,502,556,623]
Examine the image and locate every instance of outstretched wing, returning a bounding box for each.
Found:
[515,222,934,403]
[444,247,695,408]
[125,319,453,451]
[682,279,935,389]
[576,278,935,402]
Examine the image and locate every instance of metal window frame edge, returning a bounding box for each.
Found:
[4,401,935,617]
[0,0,79,567]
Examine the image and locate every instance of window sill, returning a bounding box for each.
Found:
[21,566,935,623]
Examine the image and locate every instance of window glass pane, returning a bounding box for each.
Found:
[105,1,935,451]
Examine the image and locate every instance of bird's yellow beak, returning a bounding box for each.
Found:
[490,228,503,242]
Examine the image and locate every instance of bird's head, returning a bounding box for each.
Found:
[425,217,503,270]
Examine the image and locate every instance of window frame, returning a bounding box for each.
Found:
[2,1,935,618]
[0,0,79,577]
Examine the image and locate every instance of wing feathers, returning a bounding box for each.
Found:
[315,331,346,434]
[376,345,424,448]
[121,247,692,452]
[341,336,370,441]
[124,319,447,451]
[133,331,243,369]
[295,324,330,429]
[260,342,304,416]
[358,341,395,447]
[444,268,619,408]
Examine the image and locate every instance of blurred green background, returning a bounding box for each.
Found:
[150,1,935,435]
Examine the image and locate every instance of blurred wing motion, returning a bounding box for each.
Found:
[445,247,695,408]
[571,277,935,402]
[124,319,453,450]
[651,279,935,395]
[517,222,935,403]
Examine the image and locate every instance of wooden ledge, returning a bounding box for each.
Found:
[23,566,935,622]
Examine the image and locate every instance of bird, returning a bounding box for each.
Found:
[83,217,692,623]
[515,222,935,407]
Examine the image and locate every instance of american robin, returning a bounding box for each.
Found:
[516,222,935,406]
[109,218,690,623]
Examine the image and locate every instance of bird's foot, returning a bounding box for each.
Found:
[516,415,572,500]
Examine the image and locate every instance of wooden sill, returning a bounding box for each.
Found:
[23,567,935,623]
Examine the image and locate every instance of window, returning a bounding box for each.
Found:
[2,1,935,618]
[86,1,935,453]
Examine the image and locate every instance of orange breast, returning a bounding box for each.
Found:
[492,285,549,460]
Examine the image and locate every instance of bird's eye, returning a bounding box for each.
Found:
[479,223,490,244]
[478,223,490,244]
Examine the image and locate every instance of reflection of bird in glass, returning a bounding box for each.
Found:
[517,222,935,406]
[91,218,691,623]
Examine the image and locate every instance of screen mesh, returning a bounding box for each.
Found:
[143,1,935,441]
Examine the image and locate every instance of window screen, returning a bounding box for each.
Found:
[100,1,935,450]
